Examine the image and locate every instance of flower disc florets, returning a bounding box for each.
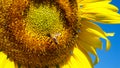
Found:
[0,0,79,67]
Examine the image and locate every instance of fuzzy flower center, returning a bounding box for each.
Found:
[25,4,64,37]
[0,0,78,67]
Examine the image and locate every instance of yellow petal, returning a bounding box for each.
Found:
[3,59,15,68]
[77,0,111,3]
[77,40,99,65]
[78,1,120,23]
[78,33,102,49]
[0,52,7,68]
[80,21,111,50]
[86,28,111,50]
[72,47,93,68]
[0,52,15,68]
[61,47,93,68]
[82,21,112,50]
[68,56,82,68]
[80,20,105,36]
[76,21,113,65]
[78,21,105,49]
[105,32,115,36]
[82,1,118,12]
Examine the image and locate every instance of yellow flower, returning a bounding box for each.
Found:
[0,0,120,68]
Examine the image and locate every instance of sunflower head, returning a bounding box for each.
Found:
[0,0,79,67]
[0,0,120,68]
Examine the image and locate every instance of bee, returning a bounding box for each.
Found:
[47,33,61,44]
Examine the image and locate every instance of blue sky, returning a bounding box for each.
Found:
[94,0,120,68]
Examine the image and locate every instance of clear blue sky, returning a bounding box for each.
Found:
[94,0,120,68]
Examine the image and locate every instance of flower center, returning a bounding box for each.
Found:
[25,4,64,37]
[0,0,78,67]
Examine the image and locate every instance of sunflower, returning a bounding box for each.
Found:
[0,0,120,68]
